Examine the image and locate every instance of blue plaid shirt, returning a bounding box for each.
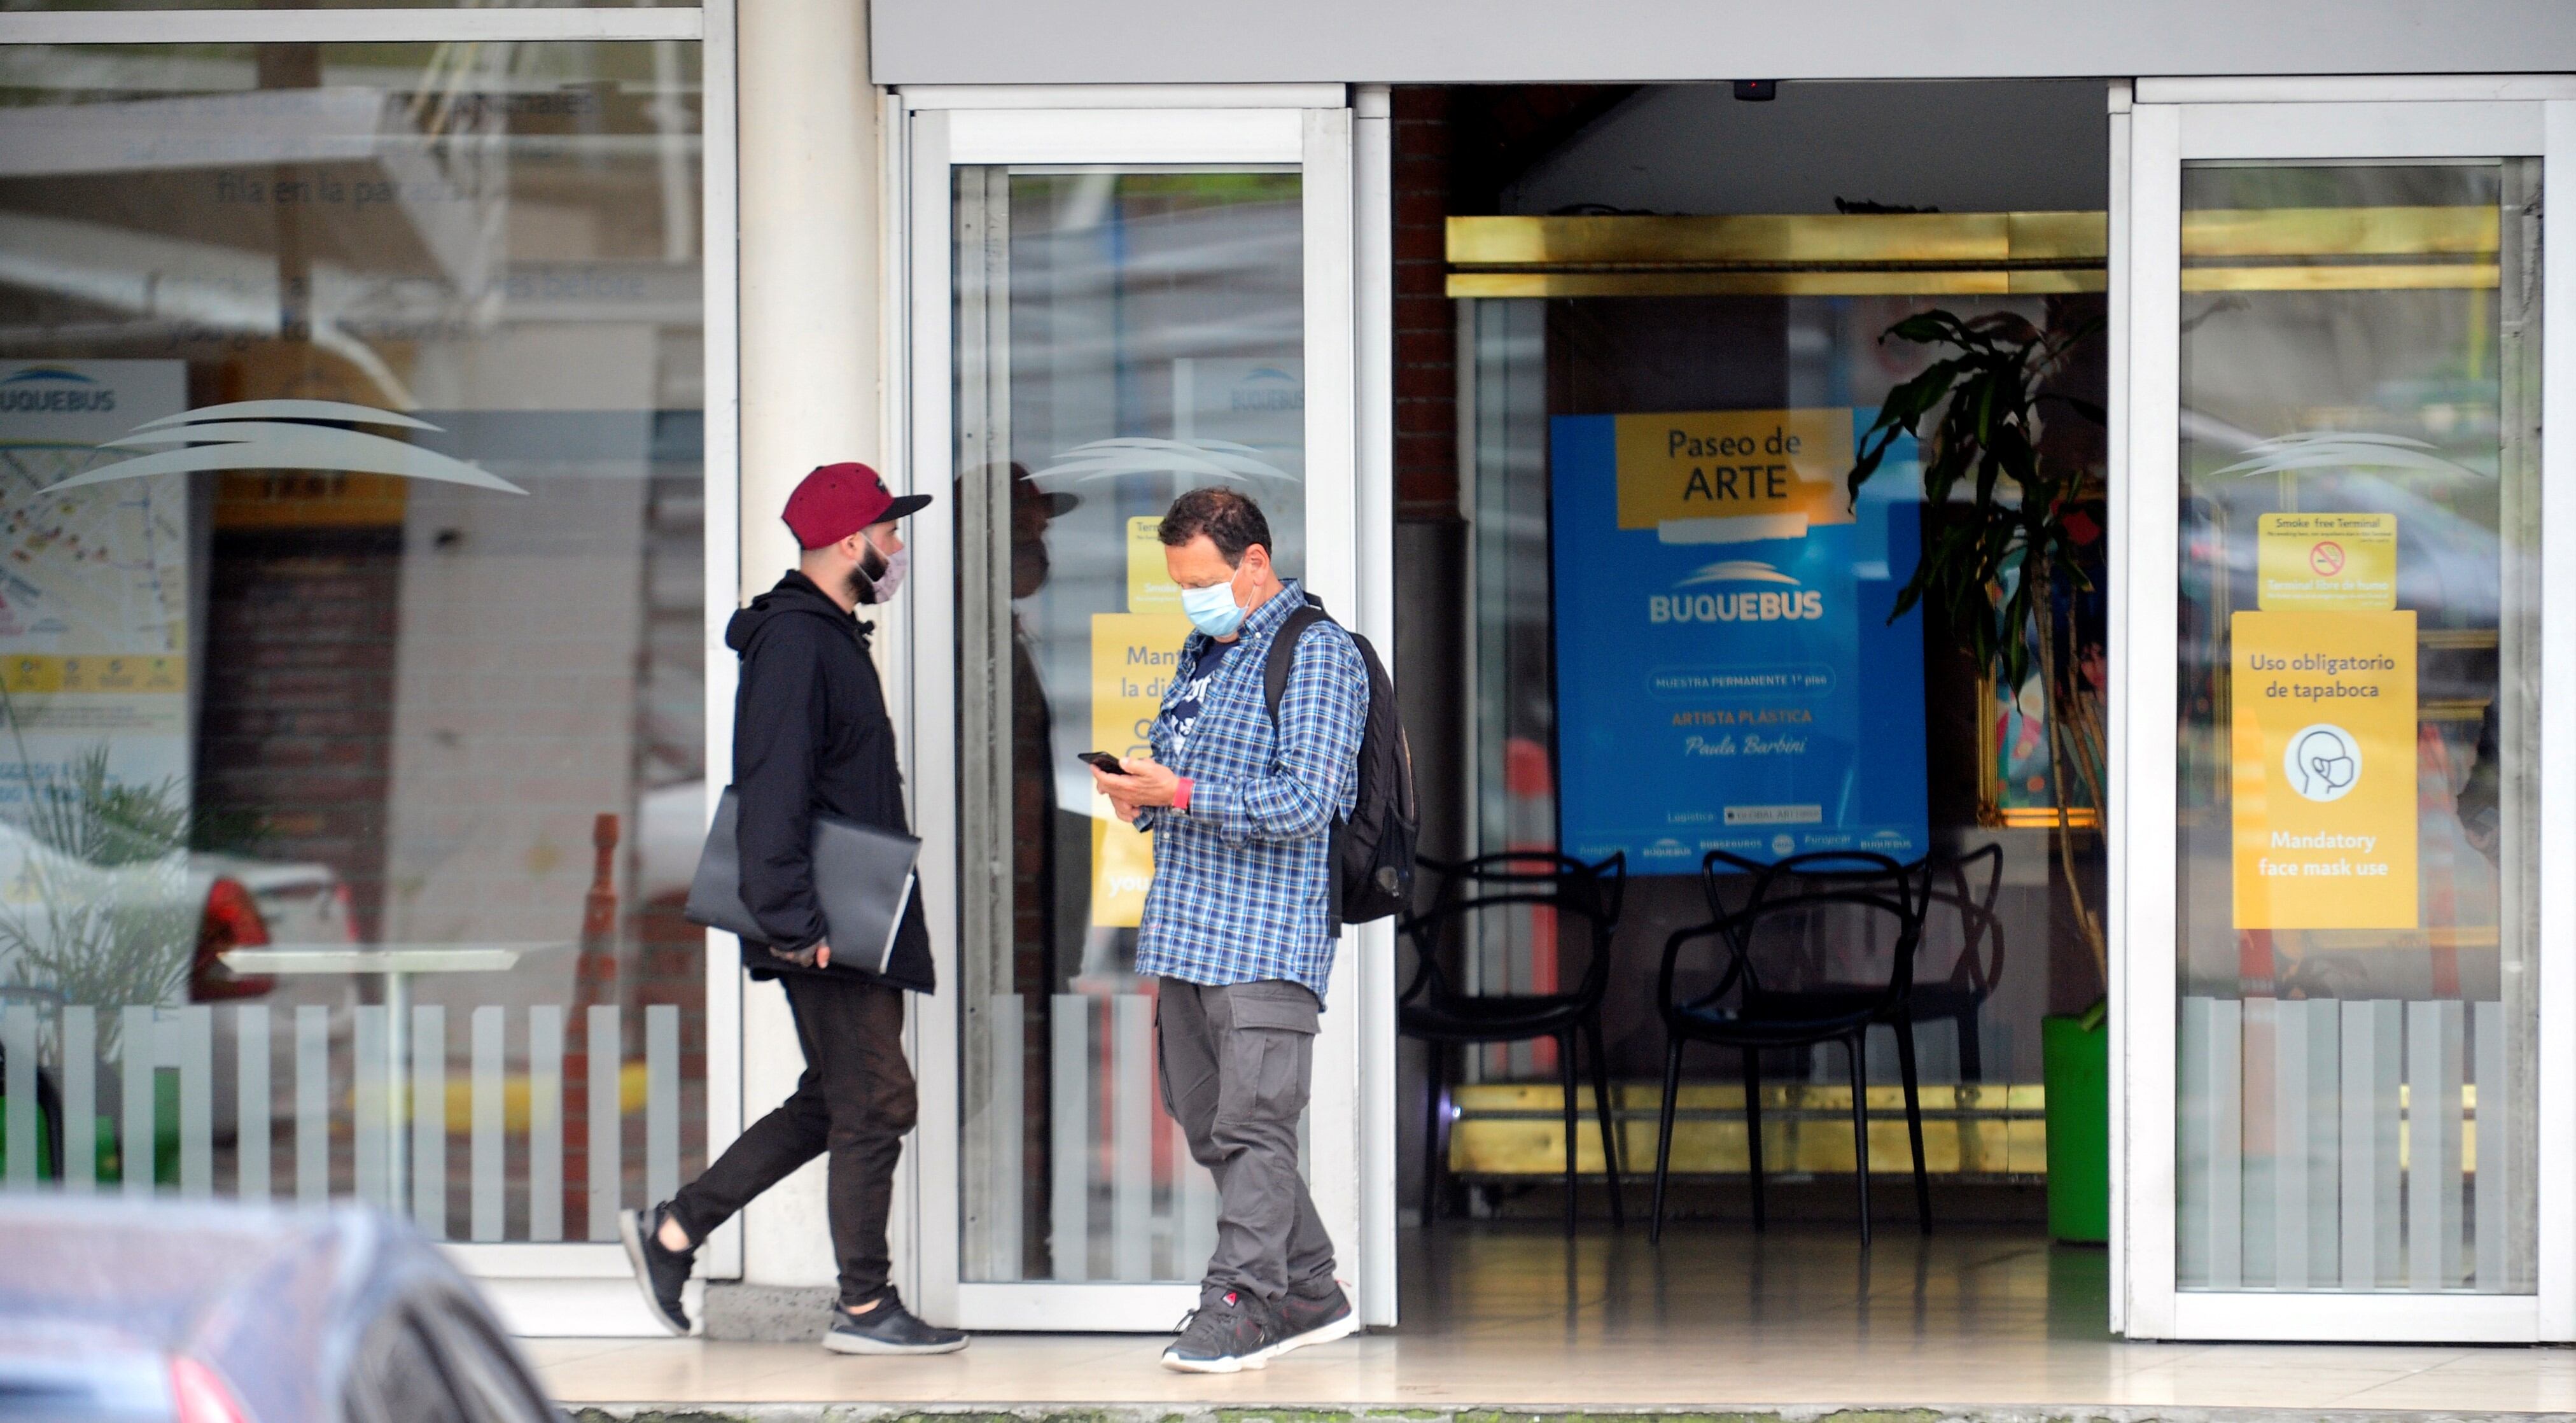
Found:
[1132,579,1367,1000]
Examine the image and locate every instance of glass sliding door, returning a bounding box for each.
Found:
[906,101,1361,1331]
[953,167,1308,1286]
[2122,90,2572,1341]
[2173,160,2538,1297]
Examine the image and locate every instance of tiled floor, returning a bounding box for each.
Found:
[534,1223,2576,1411]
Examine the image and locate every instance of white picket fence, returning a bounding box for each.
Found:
[0,1000,681,1243]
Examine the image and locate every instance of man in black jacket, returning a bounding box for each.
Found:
[620,461,965,1355]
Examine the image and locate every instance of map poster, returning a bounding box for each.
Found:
[1549,409,1928,872]
[0,361,192,805]
[2229,609,2418,930]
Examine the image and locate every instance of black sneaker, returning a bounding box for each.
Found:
[822,1291,969,1355]
[1270,1277,1357,1357]
[618,1203,695,1336]
[1159,1288,1278,1374]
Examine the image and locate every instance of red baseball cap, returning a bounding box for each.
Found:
[781,461,931,549]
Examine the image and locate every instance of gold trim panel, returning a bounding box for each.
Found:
[2182,263,2500,292]
[2181,205,2498,259]
[1991,808,2103,831]
[1450,266,2490,298]
[1445,270,2106,298]
[1446,1081,2049,1178]
[1448,209,2503,298]
[1446,212,2104,268]
[1450,209,2495,268]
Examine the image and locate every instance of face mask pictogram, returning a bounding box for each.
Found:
[2285,723,2361,803]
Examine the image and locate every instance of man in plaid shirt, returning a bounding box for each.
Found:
[1091,487,1368,1373]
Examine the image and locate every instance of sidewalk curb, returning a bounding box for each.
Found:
[573,1405,2576,1423]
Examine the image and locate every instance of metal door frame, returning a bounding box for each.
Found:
[2112,76,2576,1342]
[892,87,1397,1332]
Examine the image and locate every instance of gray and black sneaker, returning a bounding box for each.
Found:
[618,1203,696,1336]
[1270,1277,1357,1357]
[822,1291,969,1356]
[1159,1288,1279,1374]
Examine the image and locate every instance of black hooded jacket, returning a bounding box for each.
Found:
[725,570,934,992]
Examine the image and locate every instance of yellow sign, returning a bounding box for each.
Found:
[0,654,186,694]
[2258,513,2397,610]
[2230,610,2418,930]
[1088,610,1191,926]
[1612,409,1855,537]
[1126,517,1180,612]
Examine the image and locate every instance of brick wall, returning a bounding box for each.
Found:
[1393,87,1459,523]
[198,528,402,939]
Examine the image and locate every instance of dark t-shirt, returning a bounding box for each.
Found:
[1161,637,1237,757]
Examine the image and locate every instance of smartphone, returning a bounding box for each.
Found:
[1077,751,1128,775]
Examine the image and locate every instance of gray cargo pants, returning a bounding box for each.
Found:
[1155,977,1338,1303]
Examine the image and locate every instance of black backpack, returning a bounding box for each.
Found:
[1263,595,1418,927]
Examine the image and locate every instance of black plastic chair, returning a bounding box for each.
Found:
[1648,850,1931,1245]
[1908,844,2006,1082]
[1400,851,1627,1233]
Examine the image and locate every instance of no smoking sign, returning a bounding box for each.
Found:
[2257,513,2393,612]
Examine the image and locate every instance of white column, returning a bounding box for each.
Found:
[176,1006,213,1198]
[2176,995,2242,1289]
[1112,995,1153,1282]
[2409,999,2467,1291]
[1050,994,1091,1282]
[414,1005,447,1235]
[587,1005,622,1242]
[528,1006,565,1243]
[736,0,885,1294]
[236,1006,270,1203]
[984,993,1025,1281]
[472,1006,505,1242]
[1,1002,34,1192]
[62,1007,95,1193]
[2341,999,2404,1290]
[295,1006,328,1205]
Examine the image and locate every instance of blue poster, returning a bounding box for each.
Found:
[1550,409,1928,871]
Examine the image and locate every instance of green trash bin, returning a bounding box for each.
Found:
[2042,1012,2109,1244]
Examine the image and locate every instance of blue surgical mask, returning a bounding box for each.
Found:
[1180,573,1246,638]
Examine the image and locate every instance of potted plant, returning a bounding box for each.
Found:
[1846,304,2110,1242]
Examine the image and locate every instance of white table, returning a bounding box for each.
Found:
[221,944,561,1214]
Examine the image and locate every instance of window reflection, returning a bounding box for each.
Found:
[0,41,706,1241]
[954,168,1306,1282]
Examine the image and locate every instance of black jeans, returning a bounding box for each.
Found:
[670,973,916,1307]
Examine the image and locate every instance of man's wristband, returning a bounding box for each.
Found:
[1173,776,1194,813]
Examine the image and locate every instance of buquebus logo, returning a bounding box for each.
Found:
[1,367,116,416]
[1649,559,1824,624]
